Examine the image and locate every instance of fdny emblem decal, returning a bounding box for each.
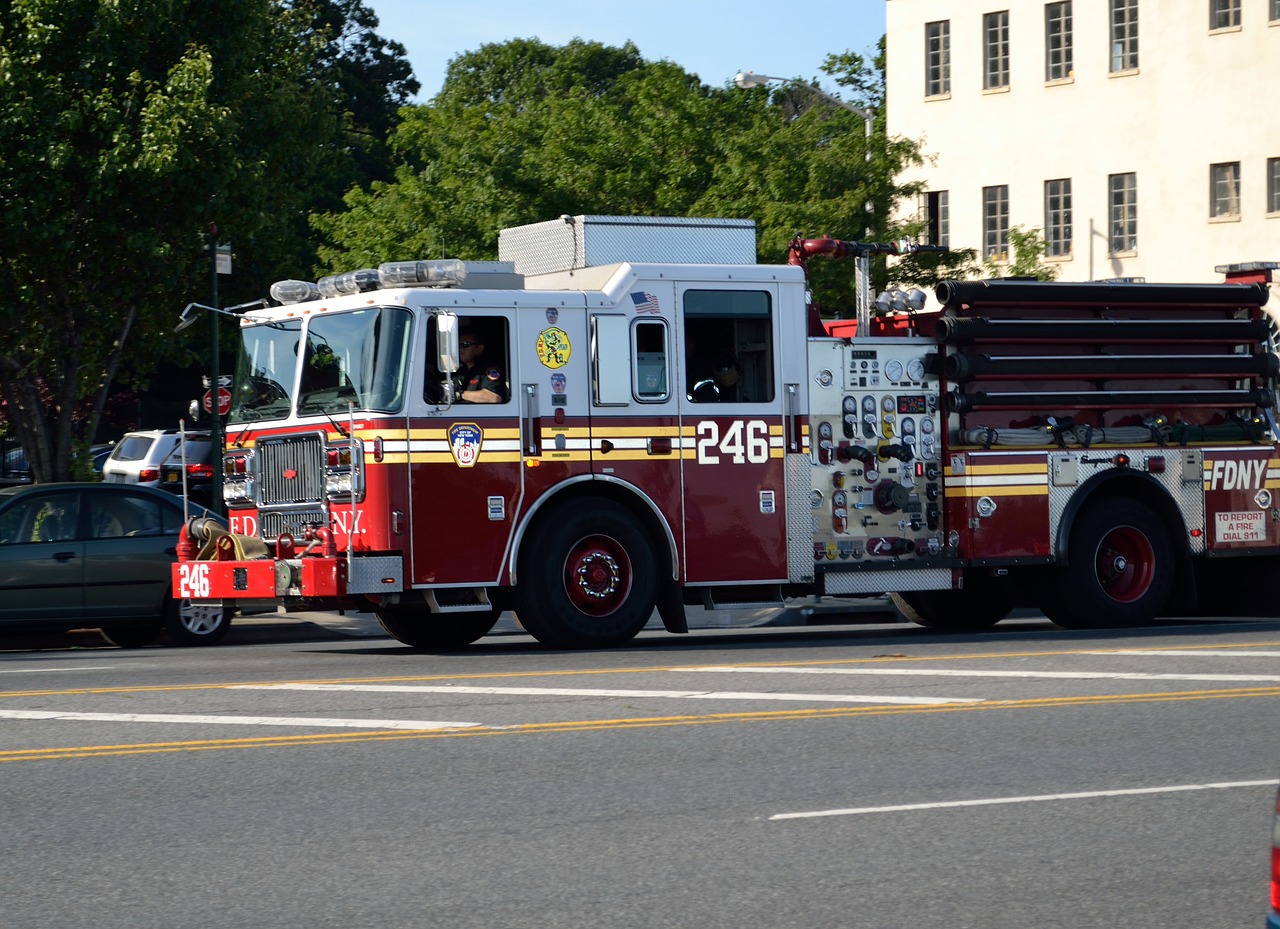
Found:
[448,422,483,468]
[545,307,559,325]
[535,327,571,369]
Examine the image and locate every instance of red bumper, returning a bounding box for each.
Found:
[173,557,348,600]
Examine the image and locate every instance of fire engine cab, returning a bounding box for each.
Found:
[173,215,1280,648]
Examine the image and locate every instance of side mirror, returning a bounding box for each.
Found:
[187,399,200,423]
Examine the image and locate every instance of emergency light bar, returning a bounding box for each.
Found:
[270,280,321,305]
[318,268,380,298]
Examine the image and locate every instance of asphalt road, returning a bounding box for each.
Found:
[1,613,1277,928]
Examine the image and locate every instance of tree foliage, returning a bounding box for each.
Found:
[314,38,951,314]
[0,0,413,481]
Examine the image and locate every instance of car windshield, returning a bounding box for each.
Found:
[230,307,413,422]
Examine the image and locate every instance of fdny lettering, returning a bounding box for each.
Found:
[1207,458,1267,491]
[330,509,364,538]
[696,420,770,465]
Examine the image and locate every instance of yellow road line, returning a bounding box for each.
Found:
[3,685,1278,763]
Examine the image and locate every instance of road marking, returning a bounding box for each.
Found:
[684,665,1280,682]
[0,709,480,730]
[1087,649,1280,657]
[771,779,1280,820]
[0,665,118,674]
[3,687,1280,763]
[231,682,982,705]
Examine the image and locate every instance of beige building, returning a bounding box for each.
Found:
[885,0,1280,284]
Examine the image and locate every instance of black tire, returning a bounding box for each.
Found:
[101,623,162,648]
[375,605,500,649]
[513,500,657,649]
[163,593,233,646]
[1043,498,1174,629]
[891,575,1013,631]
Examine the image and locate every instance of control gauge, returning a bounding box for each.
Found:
[907,357,926,381]
[900,417,916,436]
[862,395,876,413]
[884,358,904,382]
[920,417,935,435]
[881,395,895,412]
[843,395,857,413]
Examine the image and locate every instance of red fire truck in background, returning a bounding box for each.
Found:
[173,215,1280,648]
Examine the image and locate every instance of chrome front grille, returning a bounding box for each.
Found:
[259,509,327,541]
[256,434,325,506]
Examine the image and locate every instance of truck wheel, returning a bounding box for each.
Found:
[1045,499,1173,629]
[375,606,500,649]
[891,578,1012,631]
[163,593,233,646]
[514,501,657,649]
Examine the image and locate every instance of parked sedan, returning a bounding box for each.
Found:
[0,483,231,646]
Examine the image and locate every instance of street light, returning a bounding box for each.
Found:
[735,71,877,328]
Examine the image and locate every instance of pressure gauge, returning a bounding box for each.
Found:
[920,417,935,435]
[862,395,876,413]
[843,395,857,413]
[900,417,916,435]
[882,395,895,412]
[884,359,904,382]
[907,357,926,381]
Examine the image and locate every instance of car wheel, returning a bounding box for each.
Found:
[163,592,233,645]
[102,624,162,648]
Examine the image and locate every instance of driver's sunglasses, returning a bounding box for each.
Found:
[460,340,480,348]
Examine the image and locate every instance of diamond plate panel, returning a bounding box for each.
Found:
[498,215,756,277]
[786,454,819,582]
[822,567,954,595]
[348,555,404,595]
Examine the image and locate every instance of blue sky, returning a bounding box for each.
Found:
[364,1,887,103]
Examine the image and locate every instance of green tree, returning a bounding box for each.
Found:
[0,0,412,482]
[982,225,1061,281]
[315,37,967,318]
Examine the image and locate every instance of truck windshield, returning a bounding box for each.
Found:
[230,307,414,422]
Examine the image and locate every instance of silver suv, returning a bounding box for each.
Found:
[102,430,207,488]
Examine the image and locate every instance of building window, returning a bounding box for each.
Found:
[925,20,951,96]
[983,185,1010,260]
[922,190,950,246]
[1044,179,1073,257]
[1110,0,1139,72]
[1108,173,1137,254]
[984,12,1010,89]
[1210,162,1241,218]
[1268,158,1280,213]
[1045,3,1074,81]
[1211,0,1240,29]
[1271,0,1280,21]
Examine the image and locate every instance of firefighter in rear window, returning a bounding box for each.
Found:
[454,328,507,403]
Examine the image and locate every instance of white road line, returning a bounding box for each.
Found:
[0,709,480,730]
[1088,650,1280,657]
[0,665,119,674]
[684,665,1280,682]
[232,683,982,706]
[771,779,1280,820]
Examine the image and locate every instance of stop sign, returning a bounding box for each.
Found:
[202,387,232,416]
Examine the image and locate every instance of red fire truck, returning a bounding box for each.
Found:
[173,215,1280,648]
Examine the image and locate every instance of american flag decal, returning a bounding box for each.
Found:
[630,291,661,314]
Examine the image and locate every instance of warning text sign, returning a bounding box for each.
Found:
[1214,510,1267,543]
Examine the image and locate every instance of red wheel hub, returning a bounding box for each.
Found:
[564,536,632,617]
[1094,525,1155,603]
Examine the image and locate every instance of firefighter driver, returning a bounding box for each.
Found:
[453,327,508,403]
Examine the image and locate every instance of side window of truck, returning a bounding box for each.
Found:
[683,290,774,403]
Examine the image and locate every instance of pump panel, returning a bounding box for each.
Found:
[807,338,944,565]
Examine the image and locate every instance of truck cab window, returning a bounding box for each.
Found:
[683,290,774,403]
[427,317,510,404]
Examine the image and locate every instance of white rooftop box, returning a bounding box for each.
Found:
[498,215,757,277]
